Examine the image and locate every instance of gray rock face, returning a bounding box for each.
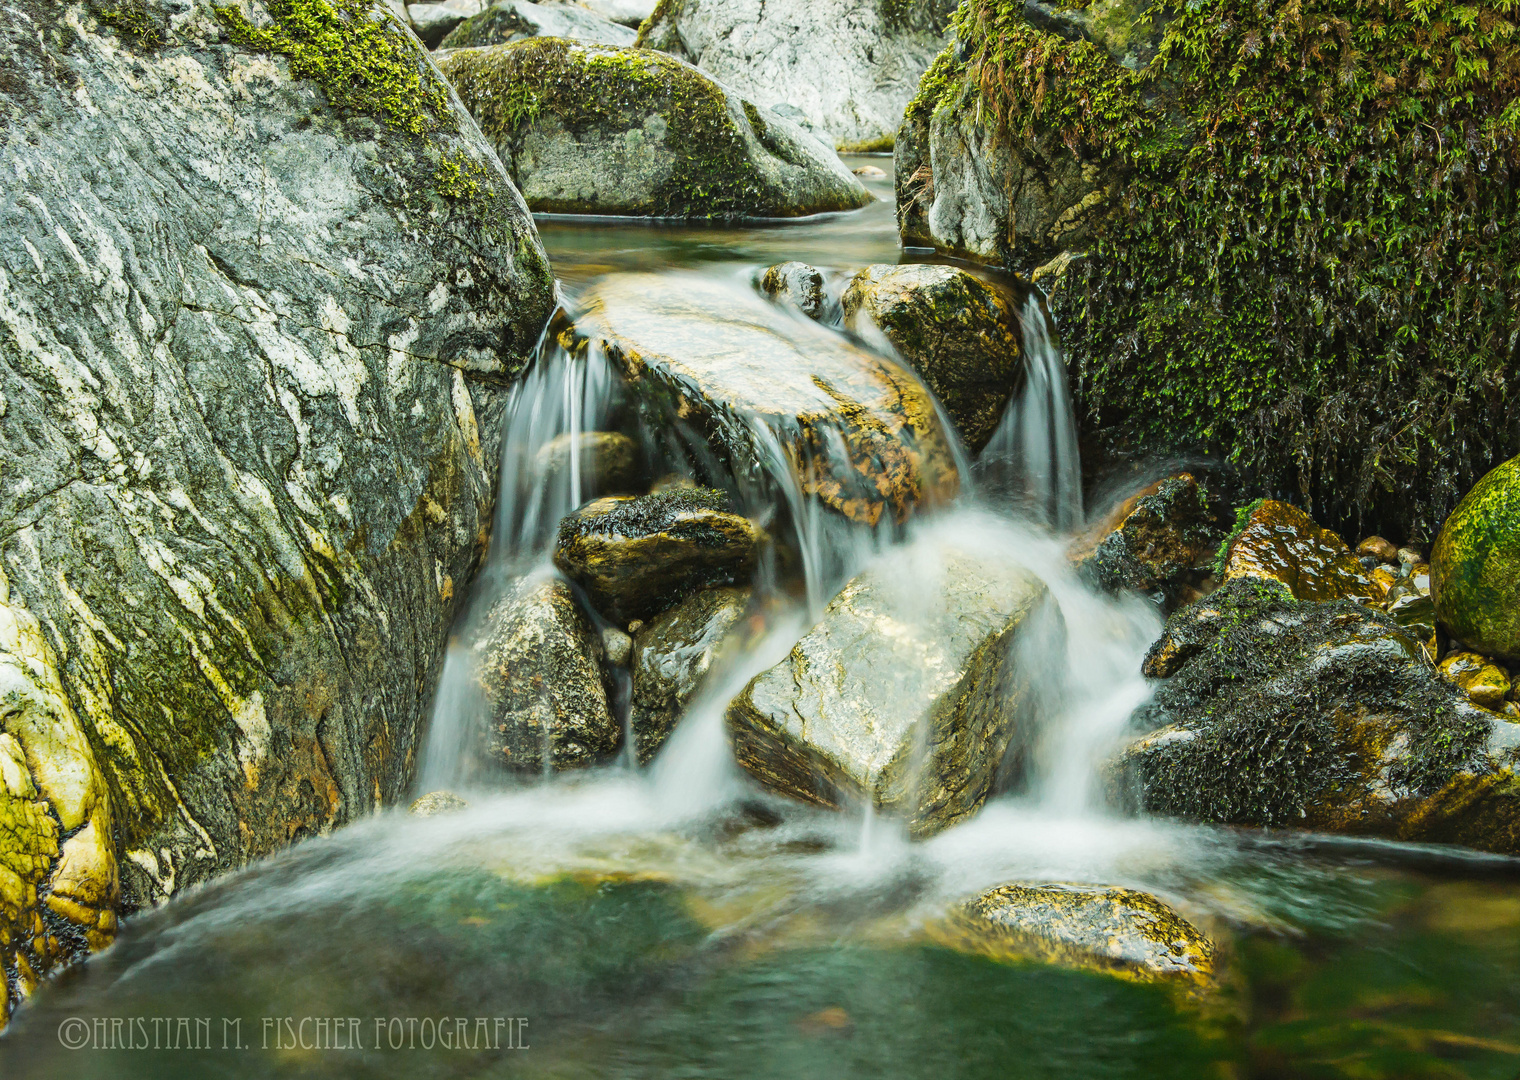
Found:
[0,0,554,1014]
[637,0,958,150]
[409,0,490,46]
[727,550,1061,836]
[440,39,872,219]
[474,576,620,772]
[631,586,752,762]
[760,262,826,321]
[1114,578,1520,853]
[439,0,637,48]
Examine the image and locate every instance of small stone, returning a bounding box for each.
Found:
[1357,536,1399,563]
[760,262,826,320]
[533,431,642,498]
[410,791,469,817]
[602,626,633,667]
[852,164,887,178]
[1439,652,1513,710]
[1397,546,1424,565]
[1370,564,1400,599]
[1221,500,1377,603]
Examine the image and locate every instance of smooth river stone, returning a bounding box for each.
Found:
[726,550,1060,837]
[575,274,961,526]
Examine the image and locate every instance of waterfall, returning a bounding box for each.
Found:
[979,294,1083,532]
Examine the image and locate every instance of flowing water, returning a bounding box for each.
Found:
[5,161,1520,1080]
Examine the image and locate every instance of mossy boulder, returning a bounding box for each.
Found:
[1220,500,1377,604]
[1115,578,1520,853]
[438,0,636,49]
[574,273,961,526]
[439,38,872,219]
[553,488,763,625]
[726,549,1061,837]
[1431,455,1520,661]
[840,264,1025,454]
[931,883,1215,985]
[473,575,621,772]
[896,0,1520,540]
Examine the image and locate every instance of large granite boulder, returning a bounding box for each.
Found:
[895,0,1520,541]
[727,549,1061,837]
[553,488,763,624]
[637,0,959,150]
[0,0,554,1019]
[840,264,1025,454]
[575,273,961,526]
[439,0,637,48]
[473,576,621,772]
[1115,579,1520,853]
[1431,455,1520,661]
[439,39,872,219]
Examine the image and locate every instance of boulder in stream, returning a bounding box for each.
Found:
[554,488,763,625]
[439,0,637,48]
[575,273,961,526]
[727,549,1061,837]
[1431,454,1520,661]
[637,0,958,150]
[840,264,1024,454]
[439,39,872,219]
[0,0,554,1020]
[1116,578,1520,853]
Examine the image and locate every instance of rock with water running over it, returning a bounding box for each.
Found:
[637,0,958,150]
[0,0,554,1021]
[1069,473,1229,613]
[1431,455,1520,661]
[533,430,643,497]
[1116,578,1520,853]
[727,549,1061,837]
[439,0,636,48]
[1220,500,1377,604]
[554,488,763,625]
[931,883,1215,984]
[839,264,1025,454]
[409,791,469,816]
[474,576,621,772]
[576,273,961,526]
[630,586,753,763]
[439,39,872,219]
[760,262,827,321]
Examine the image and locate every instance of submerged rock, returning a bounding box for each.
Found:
[554,488,762,625]
[576,273,961,526]
[1431,455,1520,661]
[1069,474,1228,613]
[1117,578,1520,853]
[439,0,636,48]
[727,550,1060,837]
[474,577,621,772]
[840,264,1024,453]
[637,0,958,150]
[1220,500,1377,603]
[440,39,872,219]
[0,0,553,1018]
[933,883,1215,984]
[631,587,753,762]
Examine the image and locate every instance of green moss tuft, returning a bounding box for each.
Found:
[93,0,167,49]
[214,0,454,137]
[433,149,487,200]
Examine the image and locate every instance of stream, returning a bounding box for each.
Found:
[3,162,1520,1080]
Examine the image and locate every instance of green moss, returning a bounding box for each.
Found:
[214,0,454,137]
[93,0,167,49]
[1213,497,1264,576]
[838,133,896,153]
[935,0,1520,539]
[433,149,487,200]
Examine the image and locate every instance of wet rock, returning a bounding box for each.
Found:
[853,164,887,178]
[474,577,621,772]
[630,587,752,763]
[840,264,1024,453]
[440,40,871,219]
[0,0,553,1018]
[439,0,636,48]
[760,262,826,321]
[1069,473,1228,613]
[409,791,469,816]
[577,0,655,28]
[1220,500,1377,603]
[636,0,957,149]
[410,0,489,46]
[1117,578,1520,853]
[554,488,762,625]
[602,626,634,667]
[727,550,1061,837]
[1439,653,1512,711]
[1358,536,1399,563]
[576,273,961,526]
[533,431,642,497]
[933,883,1214,984]
[1431,455,1520,661]
[1398,546,1425,566]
